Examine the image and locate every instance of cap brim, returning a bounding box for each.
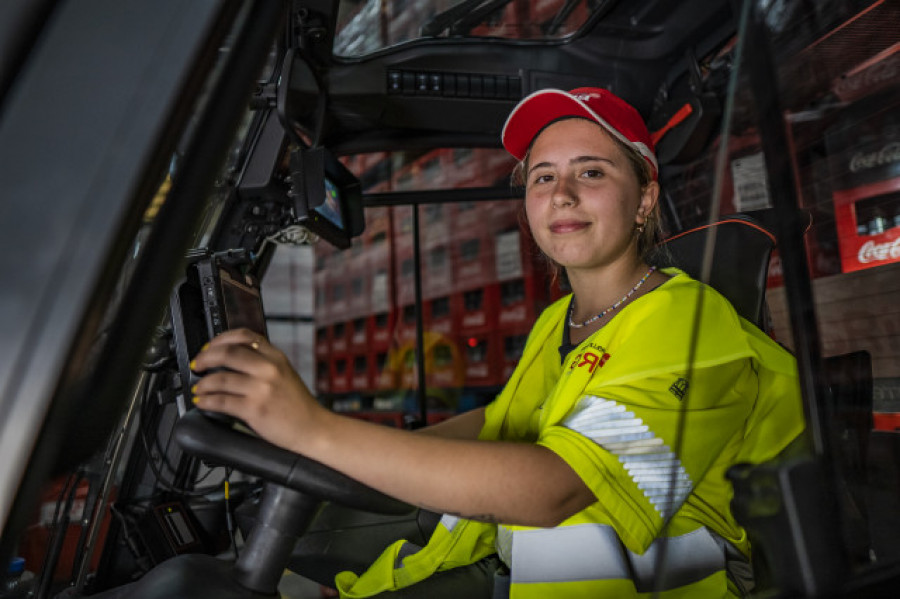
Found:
[501,89,596,161]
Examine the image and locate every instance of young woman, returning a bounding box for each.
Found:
[192,88,805,598]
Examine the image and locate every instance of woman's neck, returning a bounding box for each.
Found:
[566,258,649,319]
[565,259,666,346]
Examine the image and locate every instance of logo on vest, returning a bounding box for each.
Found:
[669,377,689,400]
[569,343,611,374]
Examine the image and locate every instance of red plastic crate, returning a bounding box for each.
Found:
[452,228,496,290]
[874,412,900,432]
[458,283,499,335]
[330,321,349,354]
[369,312,394,352]
[330,353,351,394]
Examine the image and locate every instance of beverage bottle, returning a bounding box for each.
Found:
[868,207,888,235]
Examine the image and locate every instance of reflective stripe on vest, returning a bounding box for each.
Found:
[506,523,726,592]
[563,395,693,517]
[439,514,459,532]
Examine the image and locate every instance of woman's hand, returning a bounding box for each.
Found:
[190,328,324,453]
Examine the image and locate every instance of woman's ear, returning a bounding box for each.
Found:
[636,180,660,225]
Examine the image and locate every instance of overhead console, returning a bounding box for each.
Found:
[386,69,523,100]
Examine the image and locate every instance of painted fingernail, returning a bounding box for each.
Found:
[201,342,210,351]
[192,396,200,404]
[191,384,198,395]
[189,360,197,371]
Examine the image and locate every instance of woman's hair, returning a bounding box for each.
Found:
[512,121,665,267]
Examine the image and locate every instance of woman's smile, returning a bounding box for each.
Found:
[549,218,591,234]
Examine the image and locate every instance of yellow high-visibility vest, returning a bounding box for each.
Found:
[336,269,805,598]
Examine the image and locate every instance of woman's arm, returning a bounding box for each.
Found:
[191,329,594,527]
[416,407,485,439]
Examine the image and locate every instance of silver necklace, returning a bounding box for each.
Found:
[568,266,656,329]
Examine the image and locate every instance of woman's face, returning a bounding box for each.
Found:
[523,118,658,274]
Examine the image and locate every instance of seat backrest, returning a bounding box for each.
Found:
[655,214,776,329]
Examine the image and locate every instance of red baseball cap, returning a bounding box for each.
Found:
[501,87,658,180]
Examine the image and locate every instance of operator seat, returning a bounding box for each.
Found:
[654,213,777,329]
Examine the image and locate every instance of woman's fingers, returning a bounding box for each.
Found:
[193,391,247,420]
[206,327,268,352]
[191,329,279,376]
[193,366,254,397]
[188,328,323,452]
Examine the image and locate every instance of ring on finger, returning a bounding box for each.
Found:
[250,341,261,350]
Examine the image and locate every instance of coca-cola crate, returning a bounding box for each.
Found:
[363,206,391,244]
[314,326,330,358]
[395,304,419,345]
[426,294,459,338]
[346,247,370,318]
[394,244,416,307]
[425,332,466,393]
[330,353,351,394]
[874,411,900,432]
[452,228,496,290]
[421,203,451,249]
[497,275,550,328]
[368,241,392,315]
[449,201,487,234]
[371,348,394,391]
[423,243,453,300]
[370,311,394,352]
[494,227,534,284]
[458,283,499,335]
[350,352,372,392]
[833,179,900,273]
[461,331,503,388]
[349,315,369,350]
[315,359,330,395]
[330,321,349,354]
[447,148,515,188]
[826,94,900,273]
[414,150,450,190]
[446,148,480,186]
[392,205,415,252]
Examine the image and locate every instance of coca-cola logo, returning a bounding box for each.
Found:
[858,238,900,264]
[849,142,900,172]
[834,53,900,99]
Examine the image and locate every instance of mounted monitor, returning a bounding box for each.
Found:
[289,145,365,249]
[169,250,268,412]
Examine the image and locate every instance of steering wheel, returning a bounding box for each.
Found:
[174,409,410,515]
